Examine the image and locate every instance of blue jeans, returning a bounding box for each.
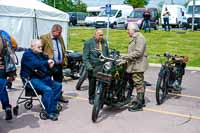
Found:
[143,20,151,32]
[163,18,170,31]
[0,70,11,110]
[31,77,62,114]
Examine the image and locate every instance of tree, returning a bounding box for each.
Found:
[42,0,87,12]
[124,0,149,8]
[184,0,190,7]
[73,0,87,12]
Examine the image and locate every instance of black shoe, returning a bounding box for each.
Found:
[59,96,69,103]
[89,99,94,105]
[5,108,12,120]
[47,113,58,121]
[128,101,143,112]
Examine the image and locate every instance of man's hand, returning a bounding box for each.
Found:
[87,67,93,73]
[48,59,55,68]
[7,76,15,82]
[121,55,129,60]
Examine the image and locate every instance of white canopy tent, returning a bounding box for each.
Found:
[0,0,69,61]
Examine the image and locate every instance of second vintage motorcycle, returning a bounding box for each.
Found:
[63,50,83,79]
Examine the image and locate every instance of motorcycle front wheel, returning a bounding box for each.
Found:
[92,84,104,123]
[156,75,168,105]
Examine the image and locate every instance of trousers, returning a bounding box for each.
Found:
[31,77,62,114]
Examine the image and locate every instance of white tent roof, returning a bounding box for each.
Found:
[0,0,69,21]
[0,0,69,63]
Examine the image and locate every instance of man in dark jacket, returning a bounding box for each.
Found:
[20,39,62,121]
[143,8,151,32]
[82,29,109,104]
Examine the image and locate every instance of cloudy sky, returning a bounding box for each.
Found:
[81,0,187,7]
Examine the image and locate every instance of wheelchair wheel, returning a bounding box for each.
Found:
[13,106,19,116]
[40,111,48,120]
[24,101,33,110]
[57,103,62,112]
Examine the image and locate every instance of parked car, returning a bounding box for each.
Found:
[184,0,200,30]
[95,5,133,29]
[127,8,159,30]
[68,12,87,26]
[84,6,104,26]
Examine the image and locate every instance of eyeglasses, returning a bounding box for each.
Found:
[37,46,43,49]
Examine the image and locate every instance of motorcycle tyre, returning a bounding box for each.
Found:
[76,69,87,90]
[92,86,103,123]
[156,76,167,105]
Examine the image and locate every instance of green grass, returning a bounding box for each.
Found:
[67,28,200,67]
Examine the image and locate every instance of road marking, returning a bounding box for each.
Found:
[65,95,200,121]
[15,77,200,100]
[146,88,200,100]
[144,107,200,120]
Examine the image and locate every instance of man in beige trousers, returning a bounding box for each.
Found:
[122,22,149,112]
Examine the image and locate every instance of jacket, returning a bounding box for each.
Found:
[0,36,17,77]
[20,49,51,79]
[40,33,67,66]
[83,37,109,71]
[124,32,149,73]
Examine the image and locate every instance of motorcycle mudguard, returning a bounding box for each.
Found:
[96,82,104,94]
[158,66,167,78]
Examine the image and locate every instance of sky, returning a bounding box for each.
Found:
[81,0,187,7]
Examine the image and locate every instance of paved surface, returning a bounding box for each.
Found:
[0,66,200,133]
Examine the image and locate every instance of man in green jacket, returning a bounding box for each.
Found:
[122,22,149,112]
[83,29,109,104]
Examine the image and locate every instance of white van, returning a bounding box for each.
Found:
[95,4,133,28]
[84,6,104,26]
[184,0,200,30]
[161,4,186,28]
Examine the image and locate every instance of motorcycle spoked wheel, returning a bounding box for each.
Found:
[92,85,104,123]
[112,80,133,107]
[156,76,168,105]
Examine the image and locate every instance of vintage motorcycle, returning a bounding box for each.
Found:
[63,50,83,79]
[75,49,120,90]
[155,52,188,105]
[91,49,133,122]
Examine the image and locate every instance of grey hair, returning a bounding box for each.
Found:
[127,22,140,32]
[30,39,42,48]
[51,24,62,32]
[94,28,103,35]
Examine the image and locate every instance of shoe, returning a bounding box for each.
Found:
[5,108,12,120]
[128,101,143,112]
[89,99,94,105]
[59,95,69,103]
[47,113,58,121]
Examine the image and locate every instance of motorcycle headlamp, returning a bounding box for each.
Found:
[104,62,112,71]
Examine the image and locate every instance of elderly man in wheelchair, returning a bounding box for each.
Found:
[20,39,62,121]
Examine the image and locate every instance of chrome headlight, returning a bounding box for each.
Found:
[103,62,112,71]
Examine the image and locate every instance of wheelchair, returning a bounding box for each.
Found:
[13,78,62,120]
